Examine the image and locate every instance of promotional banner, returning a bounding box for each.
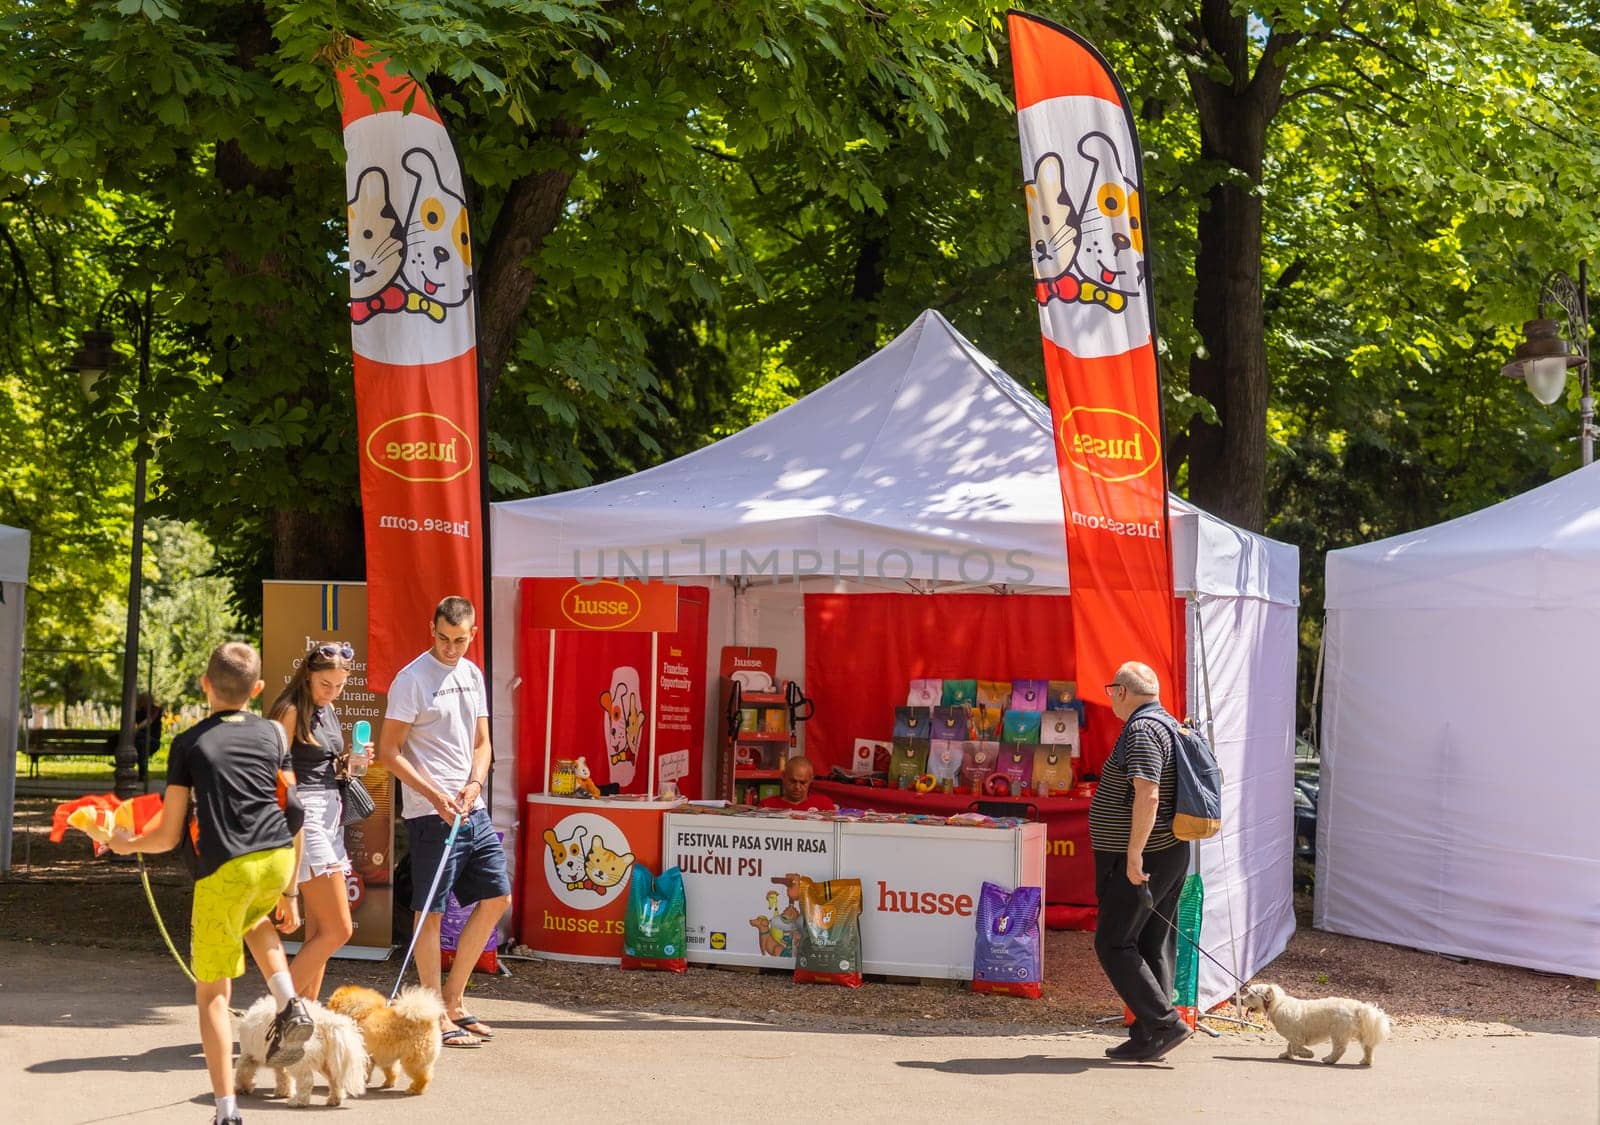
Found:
[262,580,393,957]
[336,42,484,694]
[521,796,672,960]
[516,581,707,798]
[1008,13,1178,711]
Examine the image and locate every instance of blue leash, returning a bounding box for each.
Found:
[389,812,463,1001]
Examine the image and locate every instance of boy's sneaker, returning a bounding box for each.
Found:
[264,997,313,1066]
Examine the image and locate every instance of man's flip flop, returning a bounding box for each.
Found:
[441,1028,483,1048]
[452,1014,494,1039]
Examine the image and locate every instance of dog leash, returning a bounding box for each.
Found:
[1137,881,1251,992]
[389,812,463,1001]
[136,854,199,985]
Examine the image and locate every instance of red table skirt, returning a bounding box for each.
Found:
[811,780,1098,930]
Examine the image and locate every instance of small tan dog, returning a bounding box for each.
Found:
[235,996,367,1106]
[1240,982,1391,1066]
[326,984,444,1094]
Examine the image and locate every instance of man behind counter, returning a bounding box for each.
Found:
[757,755,836,811]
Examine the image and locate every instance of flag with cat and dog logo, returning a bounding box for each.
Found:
[335,42,484,692]
[1007,12,1178,739]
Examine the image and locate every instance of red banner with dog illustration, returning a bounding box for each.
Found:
[335,42,483,694]
[1008,13,1178,711]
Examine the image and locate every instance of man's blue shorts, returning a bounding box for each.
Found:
[405,807,512,914]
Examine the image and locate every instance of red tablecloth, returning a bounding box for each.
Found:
[811,780,1098,930]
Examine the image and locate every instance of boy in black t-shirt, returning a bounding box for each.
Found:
[111,642,313,1125]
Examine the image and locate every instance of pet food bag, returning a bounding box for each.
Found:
[888,738,930,787]
[927,740,965,783]
[959,742,998,791]
[1031,746,1074,795]
[621,865,688,973]
[907,678,943,708]
[940,679,978,707]
[932,706,972,740]
[794,878,864,987]
[1001,710,1042,744]
[977,679,1010,711]
[996,745,1035,790]
[1010,679,1049,712]
[970,702,1003,740]
[971,881,1043,998]
[893,706,932,740]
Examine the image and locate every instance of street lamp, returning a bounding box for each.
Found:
[70,289,154,799]
[1500,261,1592,466]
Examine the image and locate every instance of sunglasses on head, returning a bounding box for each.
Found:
[313,642,355,661]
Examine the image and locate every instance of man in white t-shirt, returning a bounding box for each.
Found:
[377,596,511,1048]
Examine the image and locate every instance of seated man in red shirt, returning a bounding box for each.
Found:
[758,755,836,811]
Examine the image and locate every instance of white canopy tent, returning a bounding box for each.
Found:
[1319,465,1600,976]
[1,523,31,872]
[491,310,1300,1006]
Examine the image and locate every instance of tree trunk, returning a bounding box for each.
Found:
[474,119,585,399]
[270,508,366,580]
[1181,10,1297,533]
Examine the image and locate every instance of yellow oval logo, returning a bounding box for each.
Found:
[1059,407,1161,483]
[365,412,474,483]
[560,582,643,631]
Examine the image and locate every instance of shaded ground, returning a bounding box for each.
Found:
[6,796,1596,1037]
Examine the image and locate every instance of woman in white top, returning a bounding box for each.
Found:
[268,641,366,999]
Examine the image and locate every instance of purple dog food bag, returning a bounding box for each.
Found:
[971,881,1042,998]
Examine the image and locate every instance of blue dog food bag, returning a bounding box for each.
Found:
[971,882,1042,998]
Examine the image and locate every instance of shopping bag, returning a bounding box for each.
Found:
[907,678,943,708]
[932,706,972,740]
[893,706,932,740]
[1031,747,1074,795]
[888,738,929,787]
[928,740,965,783]
[940,679,977,707]
[1010,679,1049,712]
[621,865,688,972]
[971,882,1043,998]
[1001,710,1041,744]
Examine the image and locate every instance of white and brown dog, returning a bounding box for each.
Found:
[1240,982,1391,1066]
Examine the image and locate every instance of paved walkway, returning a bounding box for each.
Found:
[1,941,1594,1124]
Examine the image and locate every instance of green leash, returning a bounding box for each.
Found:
[136,854,198,985]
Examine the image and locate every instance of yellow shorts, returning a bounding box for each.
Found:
[190,847,295,982]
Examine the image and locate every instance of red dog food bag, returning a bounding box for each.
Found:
[794,878,864,987]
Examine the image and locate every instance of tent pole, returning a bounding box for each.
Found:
[648,631,660,796]
[543,630,556,794]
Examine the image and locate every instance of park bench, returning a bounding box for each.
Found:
[20,728,120,776]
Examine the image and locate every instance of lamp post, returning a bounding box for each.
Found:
[1500,261,1592,467]
[70,288,154,799]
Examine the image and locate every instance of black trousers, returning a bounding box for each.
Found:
[1093,843,1190,1039]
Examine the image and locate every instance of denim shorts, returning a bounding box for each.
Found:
[404,807,511,915]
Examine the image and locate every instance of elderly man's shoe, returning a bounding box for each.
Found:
[1104,1035,1149,1059]
[1124,1021,1192,1062]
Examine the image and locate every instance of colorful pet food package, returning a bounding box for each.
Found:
[927,740,965,783]
[794,878,864,987]
[893,706,932,740]
[888,738,930,787]
[907,678,943,708]
[959,742,998,791]
[971,881,1043,998]
[621,864,689,972]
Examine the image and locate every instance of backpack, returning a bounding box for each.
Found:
[1146,711,1223,841]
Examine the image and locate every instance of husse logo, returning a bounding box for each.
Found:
[560,581,643,631]
[365,412,474,483]
[875,881,975,917]
[1060,407,1161,483]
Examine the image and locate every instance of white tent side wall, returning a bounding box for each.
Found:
[1190,593,1298,1007]
[1,524,31,873]
[1316,604,1600,977]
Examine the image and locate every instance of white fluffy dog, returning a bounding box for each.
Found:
[1239,982,1391,1066]
[235,996,368,1106]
